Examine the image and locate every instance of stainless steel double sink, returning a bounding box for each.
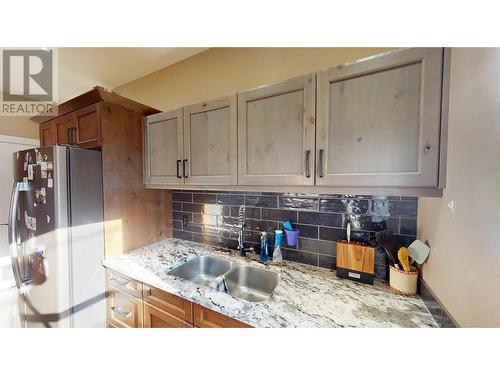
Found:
[167,255,279,302]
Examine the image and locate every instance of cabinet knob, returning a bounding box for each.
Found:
[424,144,432,153]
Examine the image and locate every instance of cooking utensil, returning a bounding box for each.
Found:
[346,222,351,243]
[381,246,399,269]
[398,247,411,272]
[408,240,430,265]
[375,229,400,269]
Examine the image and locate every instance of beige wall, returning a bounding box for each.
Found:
[0,114,39,139]
[114,48,392,111]
[418,48,500,327]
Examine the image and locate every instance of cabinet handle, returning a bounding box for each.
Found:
[182,159,188,178]
[110,277,131,288]
[67,127,77,145]
[319,149,324,178]
[176,160,182,179]
[67,128,74,144]
[305,150,311,178]
[111,306,132,319]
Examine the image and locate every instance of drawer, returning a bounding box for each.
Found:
[143,285,193,323]
[107,287,143,328]
[193,305,251,328]
[106,270,143,298]
[106,320,120,328]
[143,303,193,328]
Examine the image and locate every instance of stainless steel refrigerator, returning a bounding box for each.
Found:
[8,145,106,327]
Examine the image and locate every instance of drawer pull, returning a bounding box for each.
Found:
[110,277,131,288]
[112,306,132,318]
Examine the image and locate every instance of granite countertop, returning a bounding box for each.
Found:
[102,239,437,328]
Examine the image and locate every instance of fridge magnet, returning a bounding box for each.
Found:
[23,152,32,171]
[46,215,50,223]
[40,161,48,171]
[24,210,37,231]
[31,251,47,285]
[35,188,47,205]
[47,162,53,170]
[47,178,53,188]
[41,170,48,178]
[27,164,35,180]
[36,150,43,164]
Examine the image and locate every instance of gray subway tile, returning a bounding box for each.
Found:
[182,202,203,213]
[298,211,342,227]
[216,194,244,205]
[318,255,336,270]
[370,199,418,218]
[172,192,192,202]
[295,224,318,239]
[245,195,278,208]
[173,230,193,241]
[283,249,318,267]
[262,208,297,222]
[400,218,417,236]
[297,238,336,256]
[193,193,217,203]
[279,196,318,210]
[319,198,369,214]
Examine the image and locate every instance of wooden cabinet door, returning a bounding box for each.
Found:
[316,48,443,187]
[74,103,101,148]
[144,109,184,185]
[107,287,143,328]
[237,74,316,186]
[39,121,57,146]
[183,96,237,185]
[193,305,251,328]
[142,285,193,323]
[54,113,76,145]
[107,270,143,299]
[143,303,192,328]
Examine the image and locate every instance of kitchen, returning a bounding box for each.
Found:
[0,2,498,373]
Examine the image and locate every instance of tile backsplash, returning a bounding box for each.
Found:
[171,190,418,280]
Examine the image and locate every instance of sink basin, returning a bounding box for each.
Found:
[223,266,279,302]
[168,256,233,286]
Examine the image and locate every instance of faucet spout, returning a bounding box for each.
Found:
[237,205,254,257]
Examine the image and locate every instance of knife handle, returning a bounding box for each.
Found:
[346,222,351,243]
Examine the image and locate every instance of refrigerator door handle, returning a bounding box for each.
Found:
[8,182,27,294]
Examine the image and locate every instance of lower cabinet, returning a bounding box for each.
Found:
[107,287,143,328]
[106,270,251,328]
[143,303,193,328]
[193,305,251,328]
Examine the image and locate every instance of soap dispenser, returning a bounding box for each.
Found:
[260,231,269,263]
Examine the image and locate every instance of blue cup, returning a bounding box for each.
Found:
[284,228,300,246]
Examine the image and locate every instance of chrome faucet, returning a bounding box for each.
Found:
[237,205,254,257]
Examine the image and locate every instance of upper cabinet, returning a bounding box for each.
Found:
[144,109,184,185]
[143,48,448,196]
[237,74,316,186]
[74,103,101,148]
[183,96,237,185]
[144,96,238,186]
[38,103,102,149]
[316,48,443,187]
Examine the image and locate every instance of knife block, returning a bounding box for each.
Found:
[336,240,375,284]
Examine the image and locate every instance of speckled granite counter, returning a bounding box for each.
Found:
[102,239,437,328]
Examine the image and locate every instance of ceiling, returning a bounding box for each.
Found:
[57,47,208,102]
